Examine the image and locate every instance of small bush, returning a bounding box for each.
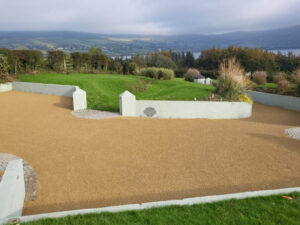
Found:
[140,67,174,80]
[140,67,159,79]
[184,69,200,82]
[291,69,300,83]
[174,69,187,78]
[239,94,253,104]
[273,72,286,83]
[0,74,14,84]
[159,68,175,80]
[277,80,290,93]
[252,71,267,84]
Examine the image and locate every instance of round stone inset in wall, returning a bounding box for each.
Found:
[144,107,157,117]
[0,153,37,201]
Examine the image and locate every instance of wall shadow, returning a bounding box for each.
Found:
[248,133,300,154]
[245,104,300,126]
[53,96,73,110]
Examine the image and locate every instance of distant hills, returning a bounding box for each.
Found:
[0,25,300,56]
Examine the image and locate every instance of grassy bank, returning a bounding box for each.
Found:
[18,73,215,112]
[22,192,300,225]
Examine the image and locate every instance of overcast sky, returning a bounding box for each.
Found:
[0,0,299,35]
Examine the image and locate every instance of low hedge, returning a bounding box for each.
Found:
[140,67,175,80]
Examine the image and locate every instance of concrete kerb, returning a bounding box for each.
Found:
[5,187,299,224]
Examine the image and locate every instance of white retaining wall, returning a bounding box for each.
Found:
[0,82,87,111]
[120,91,252,119]
[248,91,300,112]
[0,160,25,221]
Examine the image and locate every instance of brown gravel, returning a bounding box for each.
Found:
[0,91,299,215]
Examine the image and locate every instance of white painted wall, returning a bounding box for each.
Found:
[248,91,300,112]
[119,91,252,119]
[0,160,25,221]
[12,82,75,97]
[1,82,87,111]
[0,82,12,92]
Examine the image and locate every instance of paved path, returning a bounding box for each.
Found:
[0,91,299,215]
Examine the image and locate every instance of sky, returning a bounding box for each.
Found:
[0,0,299,35]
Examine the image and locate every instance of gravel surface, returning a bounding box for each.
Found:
[285,127,300,141]
[72,109,120,119]
[1,91,299,215]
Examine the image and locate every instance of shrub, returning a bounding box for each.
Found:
[159,68,175,80]
[0,74,14,84]
[252,71,267,84]
[140,67,174,80]
[291,69,300,83]
[277,80,290,93]
[129,62,138,75]
[140,67,159,79]
[174,68,187,78]
[184,69,200,82]
[239,94,253,104]
[272,72,286,83]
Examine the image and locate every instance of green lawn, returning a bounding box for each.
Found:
[18,73,215,112]
[22,192,300,225]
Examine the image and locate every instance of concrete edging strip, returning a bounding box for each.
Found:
[15,187,300,224]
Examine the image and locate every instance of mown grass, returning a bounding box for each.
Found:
[18,73,215,111]
[22,192,300,225]
[257,82,297,89]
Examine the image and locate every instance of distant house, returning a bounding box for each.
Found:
[194,74,213,85]
[194,74,205,84]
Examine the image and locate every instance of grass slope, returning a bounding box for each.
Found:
[18,73,215,111]
[22,192,300,225]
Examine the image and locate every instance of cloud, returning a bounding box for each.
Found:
[0,0,299,34]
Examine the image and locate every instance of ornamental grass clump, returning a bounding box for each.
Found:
[277,80,290,93]
[252,71,267,85]
[217,58,252,102]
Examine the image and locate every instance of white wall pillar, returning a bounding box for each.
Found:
[73,87,87,111]
[119,91,136,116]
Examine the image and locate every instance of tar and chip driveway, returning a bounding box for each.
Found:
[0,91,299,215]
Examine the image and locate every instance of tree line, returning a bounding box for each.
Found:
[0,46,300,79]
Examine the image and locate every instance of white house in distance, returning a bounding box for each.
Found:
[194,74,213,85]
[194,74,206,84]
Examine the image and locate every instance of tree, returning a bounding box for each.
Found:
[129,62,138,75]
[0,54,9,75]
[47,50,66,72]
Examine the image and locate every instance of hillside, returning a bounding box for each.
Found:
[1,25,300,55]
